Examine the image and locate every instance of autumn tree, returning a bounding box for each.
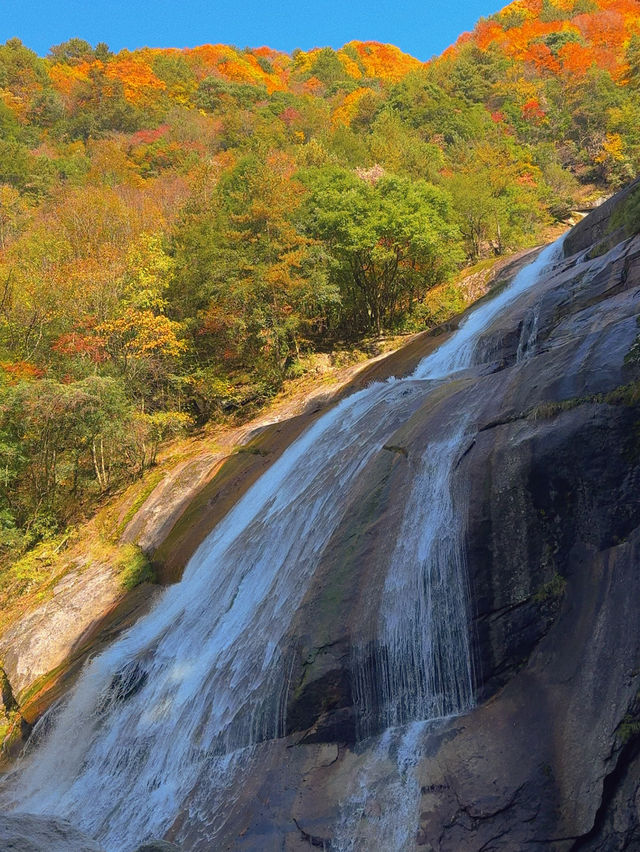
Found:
[171,153,337,390]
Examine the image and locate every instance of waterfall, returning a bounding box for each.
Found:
[411,239,562,379]
[352,415,476,739]
[1,237,565,850]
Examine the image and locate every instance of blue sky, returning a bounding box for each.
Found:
[3,1,502,61]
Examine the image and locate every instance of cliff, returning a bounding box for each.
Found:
[2,184,640,850]
[170,186,640,849]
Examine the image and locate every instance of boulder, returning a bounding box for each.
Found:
[0,814,104,852]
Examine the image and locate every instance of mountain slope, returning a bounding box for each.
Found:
[0,0,639,756]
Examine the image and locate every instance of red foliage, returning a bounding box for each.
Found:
[130,125,170,146]
[52,332,107,363]
[279,107,302,127]
[1,361,45,384]
[522,97,547,119]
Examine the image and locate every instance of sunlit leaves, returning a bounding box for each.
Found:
[300,167,462,334]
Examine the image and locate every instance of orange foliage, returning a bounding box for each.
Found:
[557,40,596,75]
[0,361,45,384]
[475,20,506,51]
[48,61,91,98]
[103,56,166,103]
[332,87,371,127]
[522,96,547,119]
[527,41,561,71]
[346,41,423,81]
[183,43,236,79]
[181,44,286,93]
[302,76,325,95]
[453,0,640,79]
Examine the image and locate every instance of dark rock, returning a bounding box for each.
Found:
[134,842,182,852]
[197,191,640,849]
[101,659,149,710]
[563,176,640,258]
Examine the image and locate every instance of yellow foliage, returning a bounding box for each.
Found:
[332,87,371,127]
[595,132,625,163]
[97,308,186,360]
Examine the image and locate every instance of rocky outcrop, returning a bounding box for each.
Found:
[0,560,124,702]
[169,196,640,849]
[563,176,640,258]
[0,814,105,851]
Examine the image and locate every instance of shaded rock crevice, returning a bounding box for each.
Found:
[569,735,640,851]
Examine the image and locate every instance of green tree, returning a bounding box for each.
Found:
[48,39,96,65]
[301,167,463,335]
[624,35,640,90]
[0,376,131,524]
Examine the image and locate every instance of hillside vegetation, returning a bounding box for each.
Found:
[0,0,639,565]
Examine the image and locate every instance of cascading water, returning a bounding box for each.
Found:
[352,414,476,740]
[1,237,565,850]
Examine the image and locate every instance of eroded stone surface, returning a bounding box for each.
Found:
[0,559,122,700]
[0,813,105,852]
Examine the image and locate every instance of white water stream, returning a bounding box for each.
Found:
[1,238,565,850]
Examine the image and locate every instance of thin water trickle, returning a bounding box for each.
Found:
[333,721,428,852]
[0,237,566,850]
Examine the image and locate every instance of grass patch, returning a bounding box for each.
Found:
[610,184,640,239]
[605,380,640,406]
[0,710,21,752]
[115,544,155,591]
[0,532,76,630]
[528,381,640,422]
[234,445,270,457]
[108,468,166,542]
[383,444,409,458]
[529,397,590,420]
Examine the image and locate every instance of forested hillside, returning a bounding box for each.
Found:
[0,0,639,567]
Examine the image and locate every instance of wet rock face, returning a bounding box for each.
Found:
[1,666,17,720]
[466,402,640,701]
[0,815,183,852]
[281,231,640,743]
[4,194,640,850]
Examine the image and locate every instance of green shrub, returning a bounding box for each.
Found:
[534,572,566,603]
